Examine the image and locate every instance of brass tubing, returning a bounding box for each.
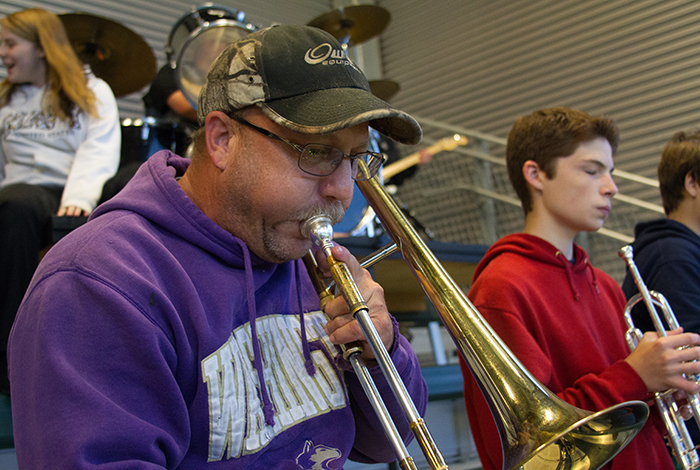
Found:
[410,418,448,470]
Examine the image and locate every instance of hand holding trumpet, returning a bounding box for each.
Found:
[625,327,700,394]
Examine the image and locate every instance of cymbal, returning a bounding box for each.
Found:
[369,79,400,101]
[308,5,390,46]
[59,13,156,97]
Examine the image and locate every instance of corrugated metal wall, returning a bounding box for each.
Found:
[377,0,700,281]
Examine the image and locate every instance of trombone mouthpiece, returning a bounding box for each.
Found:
[301,215,334,251]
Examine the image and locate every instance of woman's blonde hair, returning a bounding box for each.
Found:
[0,8,97,123]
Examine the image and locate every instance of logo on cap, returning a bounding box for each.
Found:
[304,43,356,68]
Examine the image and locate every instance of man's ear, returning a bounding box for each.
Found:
[685,172,699,198]
[522,160,544,191]
[204,112,238,171]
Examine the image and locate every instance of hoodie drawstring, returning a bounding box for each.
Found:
[295,259,317,376]
[237,239,276,427]
[238,252,322,429]
[555,251,601,299]
[585,257,600,293]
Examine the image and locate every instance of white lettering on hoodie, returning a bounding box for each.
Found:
[201,311,345,461]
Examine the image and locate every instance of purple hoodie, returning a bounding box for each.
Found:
[8,151,427,469]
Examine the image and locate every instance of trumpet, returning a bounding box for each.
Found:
[300,159,649,470]
[619,245,700,470]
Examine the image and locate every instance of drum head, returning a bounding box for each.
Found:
[177,21,256,108]
[166,4,246,65]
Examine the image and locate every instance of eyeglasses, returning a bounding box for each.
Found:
[229,115,386,181]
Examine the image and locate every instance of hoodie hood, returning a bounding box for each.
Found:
[631,218,700,254]
[474,233,599,300]
[92,151,273,270]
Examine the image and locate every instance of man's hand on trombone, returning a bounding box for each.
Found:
[313,243,396,363]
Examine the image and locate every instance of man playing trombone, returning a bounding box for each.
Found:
[8,25,428,469]
[622,130,700,446]
[460,108,700,470]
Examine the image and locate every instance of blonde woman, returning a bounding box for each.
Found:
[0,8,120,394]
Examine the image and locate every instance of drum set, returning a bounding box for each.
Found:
[59,3,402,237]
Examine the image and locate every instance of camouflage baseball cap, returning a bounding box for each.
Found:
[197,24,422,145]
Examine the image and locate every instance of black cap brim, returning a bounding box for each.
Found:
[258,87,422,146]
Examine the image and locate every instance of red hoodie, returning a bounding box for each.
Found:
[459,233,673,470]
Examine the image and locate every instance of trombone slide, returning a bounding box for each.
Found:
[301,217,448,470]
[302,250,420,470]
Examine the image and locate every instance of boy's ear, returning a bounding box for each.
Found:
[684,172,699,198]
[204,111,239,171]
[522,160,544,192]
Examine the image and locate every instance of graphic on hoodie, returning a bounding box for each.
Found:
[295,440,342,469]
[202,311,345,462]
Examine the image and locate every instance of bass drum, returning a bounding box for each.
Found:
[166,4,258,108]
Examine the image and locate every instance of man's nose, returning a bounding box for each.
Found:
[319,158,354,205]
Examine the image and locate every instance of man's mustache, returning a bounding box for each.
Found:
[296,201,346,227]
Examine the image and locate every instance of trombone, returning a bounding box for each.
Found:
[619,245,700,470]
[300,159,649,470]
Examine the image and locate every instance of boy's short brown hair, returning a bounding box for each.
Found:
[506,108,619,214]
[658,131,700,215]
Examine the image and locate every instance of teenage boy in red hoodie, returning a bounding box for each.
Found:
[459,107,700,470]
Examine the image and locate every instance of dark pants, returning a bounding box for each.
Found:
[0,183,61,392]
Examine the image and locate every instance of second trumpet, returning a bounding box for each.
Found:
[619,244,700,470]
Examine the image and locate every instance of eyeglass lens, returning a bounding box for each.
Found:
[299,146,382,181]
